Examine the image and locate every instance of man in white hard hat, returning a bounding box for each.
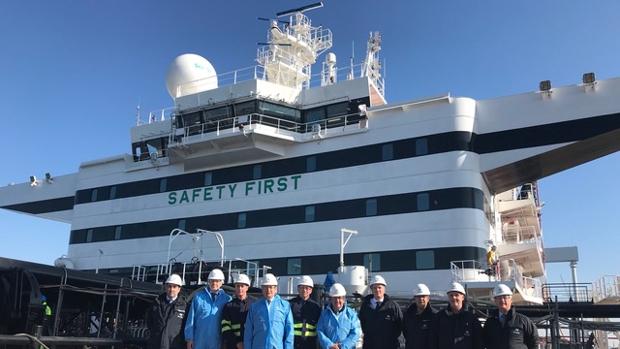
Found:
[482,284,538,349]
[221,274,253,349]
[289,275,321,349]
[244,273,294,349]
[431,282,482,349]
[358,275,403,349]
[317,283,361,349]
[403,283,436,349]
[147,274,187,349]
[185,269,232,349]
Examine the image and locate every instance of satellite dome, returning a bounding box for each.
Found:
[166,53,218,98]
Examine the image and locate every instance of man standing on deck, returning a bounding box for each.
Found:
[403,283,436,349]
[147,274,187,349]
[317,283,361,349]
[357,275,403,349]
[221,273,253,349]
[185,269,232,349]
[431,282,482,349]
[244,273,294,349]
[290,275,321,349]
[482,284,538,349]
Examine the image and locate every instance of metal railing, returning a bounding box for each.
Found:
[171,111,367,144]
[592,275,620,302]
[542,283,593,303]
[450,260,486,281]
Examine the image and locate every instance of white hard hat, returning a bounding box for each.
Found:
[298,275,314,288]
[413,283,431,296]
[493,283,513,297]
[165,274,184,286]
[208,268,225,281]
[447,282,466,295]
[370,275,387,287]
[234,273,251,286]
[329,283,347,297]
[262,273,278,286]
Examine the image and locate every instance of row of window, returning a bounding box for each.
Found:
[75,131,473,204]
[69,187,484,244]
[176,97,369,129]
[92,246,486,276]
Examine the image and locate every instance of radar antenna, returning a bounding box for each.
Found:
[256,1,332,89]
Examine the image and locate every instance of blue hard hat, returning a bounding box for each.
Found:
[40,295,47,302]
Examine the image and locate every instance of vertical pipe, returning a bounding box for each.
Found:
[53,270,67,336]
[112,279,124,339]
[97,284,108,338]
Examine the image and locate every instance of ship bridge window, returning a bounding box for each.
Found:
[326,102,349,116]
[204,106,232,121]
[177,219,186,230]
[363,253,381,272]
[305,108,326,123]
[109,186,117,200]
[234,101,257,116]
[114,226,122,240]
[182,111,204,136]
[90,189,98,202]
[416,250,435,269]
[258,101,301,122]
[159,178,167,193]
[86,229,94,243]
[287,258,302,275]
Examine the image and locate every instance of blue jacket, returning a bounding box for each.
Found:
[184,288,232,349]
[244,295,294,349]
[317,304,361,349]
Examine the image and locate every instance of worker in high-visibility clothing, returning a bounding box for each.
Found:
[221,274,253,349]
[317,283,361,349]
[289,275,321,349]
[41,294,52,335]
[244,273,294,349]
[185,269,232,349]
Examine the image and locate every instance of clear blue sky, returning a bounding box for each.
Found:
[0,0,618,285]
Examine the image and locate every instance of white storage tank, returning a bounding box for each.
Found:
[336,265,368,295]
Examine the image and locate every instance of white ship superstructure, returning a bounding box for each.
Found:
[2,5,620,302]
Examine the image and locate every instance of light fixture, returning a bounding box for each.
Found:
[29,176,38,187]
[45,172,53,183]
[539,80,552,92]
[582,72,596,84]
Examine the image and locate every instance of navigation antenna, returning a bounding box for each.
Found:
[256,2,332,90]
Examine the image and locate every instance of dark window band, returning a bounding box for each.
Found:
[74,110,620,206]
[74,131,473,205]
[69,187,483,244]
[89,246,486,276]
[2,196,75,214]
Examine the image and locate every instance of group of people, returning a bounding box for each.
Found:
[147,269,538,349]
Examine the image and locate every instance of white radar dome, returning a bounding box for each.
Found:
[166,53,218,99]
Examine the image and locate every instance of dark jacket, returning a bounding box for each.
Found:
[289,296,321,349]
[403,303,437,349]
[358,294,403,349]
[431,304,482,349]
[147,293,187,349]
[221,297,253,349]
[482,307,538,349]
